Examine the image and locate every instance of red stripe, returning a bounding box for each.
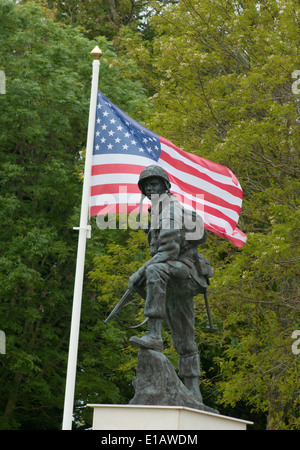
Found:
[92,163,145,176]
[91,183,140,196]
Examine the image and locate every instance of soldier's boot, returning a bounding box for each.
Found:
[184,376,203,402]
[129,318,163,352]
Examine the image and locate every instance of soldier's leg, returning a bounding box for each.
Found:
[166,289,202,401]
[129,263,169,352]
[143,263,170,318]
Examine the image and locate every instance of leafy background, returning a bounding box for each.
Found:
[0,0,299,429]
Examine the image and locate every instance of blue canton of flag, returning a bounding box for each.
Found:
[93,91,161,160]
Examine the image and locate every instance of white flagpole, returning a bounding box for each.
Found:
[62,46,102,430]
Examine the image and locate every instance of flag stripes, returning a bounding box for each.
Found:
[90,91,246,247]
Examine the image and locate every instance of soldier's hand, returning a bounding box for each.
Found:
[128,269,144,291]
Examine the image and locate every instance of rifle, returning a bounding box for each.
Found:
[193,252,217,332]
[103,279,147,329]
[204,291,218,332]
[104,272,217,332]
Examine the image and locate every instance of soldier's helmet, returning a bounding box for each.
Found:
[138,165,171,195]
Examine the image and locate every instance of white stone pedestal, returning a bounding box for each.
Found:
[88,404,253,430]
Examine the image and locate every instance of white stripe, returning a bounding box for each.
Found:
[91,173,140,186]
[92,153,159,167]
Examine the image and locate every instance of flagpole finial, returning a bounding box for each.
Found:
[91,46,103,60]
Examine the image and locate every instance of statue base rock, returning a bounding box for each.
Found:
[129,349,218,414]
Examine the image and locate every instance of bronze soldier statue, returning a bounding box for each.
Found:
[128,165,213,401]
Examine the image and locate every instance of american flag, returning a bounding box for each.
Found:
[90,90,247,247]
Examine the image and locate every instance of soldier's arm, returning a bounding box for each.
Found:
[128,227,181,289]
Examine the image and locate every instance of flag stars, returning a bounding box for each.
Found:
[93,92,161,160]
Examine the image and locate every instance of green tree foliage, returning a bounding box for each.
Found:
[114,0,300,429]
[30,0,153,40]
[1,0,299,431]
[0,0,147,429]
